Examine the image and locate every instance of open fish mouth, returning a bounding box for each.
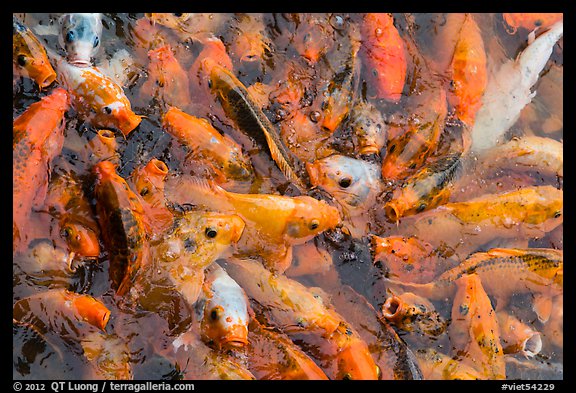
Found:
[68,58,91,67]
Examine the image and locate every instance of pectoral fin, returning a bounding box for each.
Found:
[532,294,552,323]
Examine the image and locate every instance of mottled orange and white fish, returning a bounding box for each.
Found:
[13,16,57,89]
[81,331,132,380]
[13,87,69,253]
[56,57,141,136]
[166,176,341,273]
[449,274,506,379]
[224,258,379,380]
[360,13,407,102]
[503,13,563,34]
[140,44,191,111]
[381,291,446,338]
[13,288,111,332]
[162,106,253,181]
[92,160,148,296]
[447,14,487,129]
[58,13,103,67]
[197,263,250,350]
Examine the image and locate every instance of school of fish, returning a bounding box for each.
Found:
[13,12,563,381]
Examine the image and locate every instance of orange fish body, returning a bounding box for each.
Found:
[13,87,69,253]
[129,17,170,62]
[292,14,334,64]
[166,177,341,273]
[129,158,174,237]
[227,13,270,67]
[360,13,407,102]
[13,288,111,332]
[13,16,57,89]
[86,129,120,165]
[247,318,329,380]
[381,86,448,180]
[449,14,487,128]
[57,59,141,136]
[542,294,562,349]
[285,241,334,278]
[189,37,234,100]
[162,107,253,181]
[140,44,191,111]
[92,160,148,296]
[450,274,506,379]
[415,348,484,380]
[503,13,563,33]
[372,235,441,284]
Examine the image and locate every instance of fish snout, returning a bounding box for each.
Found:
[115,109,142,137]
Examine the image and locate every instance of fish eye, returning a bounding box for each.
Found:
[103,106,112,115]
[93,36,100,48]
[554,211,562,218]
[210,307,221,321]
[338,177,352,188]
[173,13,183,17]
[17,54,27,67]
[207,79,212,89]
[416,203,427,213]
[61,226,73,238]
[309,219,320,230]
[342,373,353,380]
[139,187,149,197]
[205,227,218,239]
[66,30,75,43]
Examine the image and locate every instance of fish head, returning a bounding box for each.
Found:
[60,219,101,258]
[293,18,333,63]
[69,292,111,330]
[284,196,341,241]
[59,13,103,67]
[95,100,142,137]
[335,335,380,380]
[131,158,169,200]
[306,154,380,209]
[92,160,118,182]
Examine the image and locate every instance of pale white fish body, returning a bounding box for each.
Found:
[471,21,563,153]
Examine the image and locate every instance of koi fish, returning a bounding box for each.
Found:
[291,13,334,64]
[13,16,57,89]
[58,13,103,67]
[542,294,562,349]
[86,129,120,165]
[497,312,542,358]
[224,258,379,380]
[477,136,563,179]
[360,13,407,102]
[227,13,270,67]
[162,106,253,181]
[371,235,442,284]
[81,331,132,380]
[13,87,69,253]
[165,176,340,273]
[207,58,308,192]
[56,56,141,136]
[134,211,245,308]
[414,348,483,380]
[140,44,191,111]
[448,14,487,129]
[285,241,334,278]
[391,185,563,260]
[383,152,462,222]
[384,248,562,323]
[471,21,563,152]
[503,13,563,34]
[145,13,228,43]
[92,160,148,296]
[348,100,387,155]
[129,158,174,237]
[246,318,329,380]
[381,291,447,337]
[188,37,234,101]
[197,263,249,350]
[13,288,111,332]
[449,273,506,379]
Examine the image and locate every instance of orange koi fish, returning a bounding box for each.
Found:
[81,331,132,380]
[13,87,69,253]
[542,294,562,349]
[371,235,442,284]
[188,37,234,100]
[13,288,111,332]
[133,211,245,308]
[13,16,57,89]
[497,312,542,358]
[129,16,170,62]
[384,152,462,222]
[129,158,174,237]
[227,13,270,67]
[285,241,334,278]
[86,129,120,165]
[349,100,387,155]
[381,291,447,337]
[247,318,329,380]
[165,176,341,273]
[385,248,562,323]
[140,44,191,111]
[92,160,148,296]
[197,263,250,350]
[414,348,483,380]
[162,106,253,181]
[56,58,141,136]
[224,258,379,380]
[503,13,563,34]
[360,13,407,102]
[291,14,334,64]
[449,274,506,379]
[381,85,448,181]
